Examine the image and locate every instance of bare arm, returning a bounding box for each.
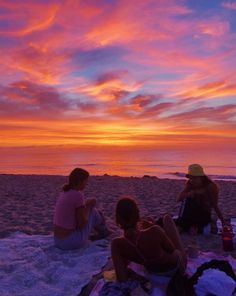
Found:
[176,183,193,202]
[208,184,225,225]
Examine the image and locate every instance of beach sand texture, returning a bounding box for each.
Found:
[1,174,236,238]
[1,174,236,295]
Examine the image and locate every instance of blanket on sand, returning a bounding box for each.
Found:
[0,232,110,296]
[90,251,236,296]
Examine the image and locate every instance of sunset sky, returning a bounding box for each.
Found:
[0,0,236,149]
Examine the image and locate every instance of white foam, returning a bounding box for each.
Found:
[0,232,110,296]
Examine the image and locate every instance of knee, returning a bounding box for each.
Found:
[175,249,187,273]
[89,207,101,222]
[163,214,173,224]
[91,207,105,221]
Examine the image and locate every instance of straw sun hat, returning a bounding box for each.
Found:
[186,164,206,178]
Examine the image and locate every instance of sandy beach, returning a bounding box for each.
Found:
[1,173,236,238]
[1,173,236,295]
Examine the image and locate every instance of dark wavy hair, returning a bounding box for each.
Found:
[187,175,219,191]
[116,196,140,230]
[63,168,89,192]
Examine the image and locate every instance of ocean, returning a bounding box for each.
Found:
[0,146,235,181]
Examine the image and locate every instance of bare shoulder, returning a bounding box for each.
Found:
[145,225,164,236]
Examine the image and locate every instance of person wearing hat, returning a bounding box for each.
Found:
[176,164,225,234]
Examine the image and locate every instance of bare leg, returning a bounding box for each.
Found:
[111,238,129,281]
[162,214,184,251]
[91,208,111,239]
[162,214,187,271]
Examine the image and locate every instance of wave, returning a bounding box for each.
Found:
[74,163,98,166]
[169,172,236,181]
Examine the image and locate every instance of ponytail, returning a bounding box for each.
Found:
[62,168,89,192]
[63,183,71,192]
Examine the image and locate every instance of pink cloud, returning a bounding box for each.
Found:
[0,0,235,147]
[0,2,59,36]
[222,1,236,10]
[176,81,236,102]
[131,94,161,108]
[198,19,230,36]
[0,80,70,117]
[164,104,236,125]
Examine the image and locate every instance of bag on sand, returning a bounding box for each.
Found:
[167,259,236,296]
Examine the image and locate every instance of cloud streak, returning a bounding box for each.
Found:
[0,0,235,147]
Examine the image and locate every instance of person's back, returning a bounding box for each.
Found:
[111,196,187,281]
[125,225,182,273]
[54,189,84,230]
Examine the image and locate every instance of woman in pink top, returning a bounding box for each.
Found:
[53,168,110,250]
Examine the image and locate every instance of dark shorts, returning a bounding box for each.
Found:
[175,198,211,232]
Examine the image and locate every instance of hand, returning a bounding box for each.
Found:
[86,198,97,208]
[222,219,228,227]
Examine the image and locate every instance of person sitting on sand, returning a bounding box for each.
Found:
[176,164,225,234]
[53,167,110,250]
[111,196,187,282]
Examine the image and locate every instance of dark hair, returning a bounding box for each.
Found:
[187,175,219,192]
[63,168,89,192]
[201,175,214,186]
[115,196,140,230]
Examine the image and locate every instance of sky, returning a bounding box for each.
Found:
[0,0,236,149]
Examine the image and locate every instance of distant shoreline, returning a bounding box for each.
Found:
[0,172,235,182]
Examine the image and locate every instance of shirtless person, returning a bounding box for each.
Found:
[111,196,187,281]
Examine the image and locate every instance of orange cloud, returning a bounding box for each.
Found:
[0,3,58,36]
[177,81,236,101]
[11,45,67,84]
[75,72,142,101]
[0,0,235,151]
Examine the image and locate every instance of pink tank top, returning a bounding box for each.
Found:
[53,189,85,229]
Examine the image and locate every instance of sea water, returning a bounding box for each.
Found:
[0,145,235,180]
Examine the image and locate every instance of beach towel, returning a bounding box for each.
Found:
[90,252,236,296]
[0,232,110,296]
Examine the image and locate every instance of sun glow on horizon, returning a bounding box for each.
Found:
[0,0,235,151]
